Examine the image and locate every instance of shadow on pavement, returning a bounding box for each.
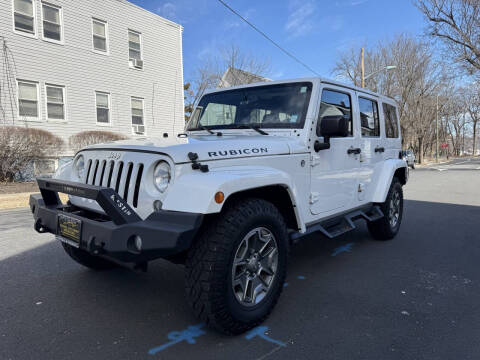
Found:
[1,199,480,359]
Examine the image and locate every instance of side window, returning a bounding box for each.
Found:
[92,18,108,53]
[45,84,65,120]
[17,80,39,119]
[128,30,143,68]
[131,97,145,135]
[42,2,62,42]
[13,0,36,35]
[359,97,380,137]
[95,91,110,124]
[383,103,399,138]
[318,89,352,136]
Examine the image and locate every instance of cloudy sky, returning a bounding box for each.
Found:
[130,0,426,82]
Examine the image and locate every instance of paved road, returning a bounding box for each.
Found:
[1,158,480,360]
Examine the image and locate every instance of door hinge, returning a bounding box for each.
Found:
[310,154,321,167]
[310,192,320,204]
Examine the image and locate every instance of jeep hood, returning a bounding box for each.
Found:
[83,134,303,163]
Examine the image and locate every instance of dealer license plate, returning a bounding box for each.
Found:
[57,214,82,244]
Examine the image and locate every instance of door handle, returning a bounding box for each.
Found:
[347,147,361,155]
[375,147,385,153]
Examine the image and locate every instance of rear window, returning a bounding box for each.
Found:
[383,103,399,138]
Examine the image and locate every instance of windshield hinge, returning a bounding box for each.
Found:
[188,152,209,173]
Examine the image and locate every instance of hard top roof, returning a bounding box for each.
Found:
[203,76,396,103]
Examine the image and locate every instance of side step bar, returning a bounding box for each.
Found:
[290,206,384,242]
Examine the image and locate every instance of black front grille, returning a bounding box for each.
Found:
[84,159,143,208]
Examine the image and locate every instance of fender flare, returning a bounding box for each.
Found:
[371,159,408,203]
[162,165,305,230]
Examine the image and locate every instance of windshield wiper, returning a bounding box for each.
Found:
[237,124,269,135]
[199,125,215,134]
[191,125,222,136]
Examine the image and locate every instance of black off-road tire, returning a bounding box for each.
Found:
[61,242,117,270]
[367,177,404,241]
[185,198,289,335]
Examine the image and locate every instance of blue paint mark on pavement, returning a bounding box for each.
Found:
[283,282,289,287]
[297,275,305,280]
[331,242,354,257]
[245,326,286,347]
[148,323,206,355]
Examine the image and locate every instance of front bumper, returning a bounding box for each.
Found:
[30,178,203,263]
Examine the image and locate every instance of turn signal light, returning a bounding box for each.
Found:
[214,192,225,204]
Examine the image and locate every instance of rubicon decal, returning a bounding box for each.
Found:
[208,148,268,157]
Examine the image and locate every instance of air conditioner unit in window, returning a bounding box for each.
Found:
[132,124,145,135]
[133,59,143,69]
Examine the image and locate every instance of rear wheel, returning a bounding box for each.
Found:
[61,242,117,270]
[185,198,288,335]
[368,177,403,240]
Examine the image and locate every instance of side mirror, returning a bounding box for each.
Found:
[314,115,349,152]
[319,115,349,138]
[314,140,330,152]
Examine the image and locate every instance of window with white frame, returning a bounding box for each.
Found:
[13,0,36,35]
[128,30,143,68]
[92,19,108,53]
[131,97,145,135]
[45,84,65,120]
[95,91,110,124]
[42,2,62,42]
[17,80,39,119]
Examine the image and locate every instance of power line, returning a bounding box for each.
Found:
[216,0,320,77]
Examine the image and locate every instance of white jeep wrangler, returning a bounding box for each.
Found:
[30,78,407,334]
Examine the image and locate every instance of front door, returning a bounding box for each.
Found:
[310,86,361,215]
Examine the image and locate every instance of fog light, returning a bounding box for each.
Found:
[127,235,142,253]
[153,200,163,212]
[134,236,142,251]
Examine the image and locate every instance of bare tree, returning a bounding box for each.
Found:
[465,80,480,155]
[332,34,449,163]
[444,93,467,155]
[415,0,480,74]
[184,44,271,122]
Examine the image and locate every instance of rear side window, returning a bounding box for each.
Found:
[318,89,353,136]
[359,97,380,137]
[383,103,399,138]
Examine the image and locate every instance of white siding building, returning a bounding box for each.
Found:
[0,0,185,155]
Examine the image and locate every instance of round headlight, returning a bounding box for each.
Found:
[73,155,85,179]
[153,161,171,193]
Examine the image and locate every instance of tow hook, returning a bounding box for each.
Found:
[87,236,105,255]
[34,218,48,233]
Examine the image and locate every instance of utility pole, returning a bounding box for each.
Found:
[361,47,365,88]
[436,94,439,163]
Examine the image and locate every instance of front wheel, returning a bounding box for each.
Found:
[368,177,404,240]
[185,198,289,335]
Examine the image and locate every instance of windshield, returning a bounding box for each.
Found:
[188,82,312,131]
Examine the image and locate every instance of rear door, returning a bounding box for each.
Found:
[310,85,361,215]
[357,94,384,203]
